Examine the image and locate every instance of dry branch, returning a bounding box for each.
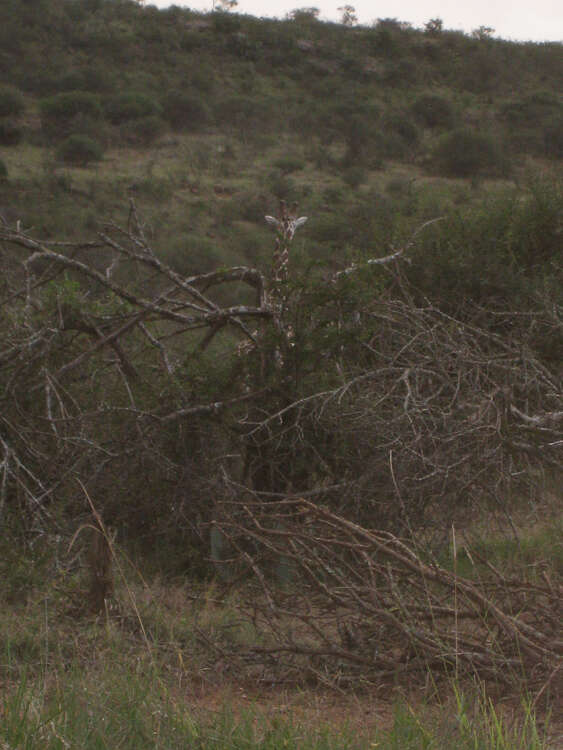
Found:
[215,497,562,689]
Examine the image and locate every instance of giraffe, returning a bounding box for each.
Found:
[265,200,308,322]
[214,203,308,568]
[264,200,307,356]
[236,200,307,362]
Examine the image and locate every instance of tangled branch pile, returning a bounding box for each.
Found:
[0,197,560,562]
[239,293,562,531]
[216,498,562,692]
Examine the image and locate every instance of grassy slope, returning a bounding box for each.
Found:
[0,0,561,274]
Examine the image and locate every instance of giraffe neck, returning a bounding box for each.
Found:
[271,237,289,285]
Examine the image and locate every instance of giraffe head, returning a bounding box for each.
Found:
[265,200,308,242]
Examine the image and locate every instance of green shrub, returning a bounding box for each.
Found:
[0,121,23,146]
[409,176,562,311]
[342,165,367,188]
[376,113,420,160]
[543,115,563,158]
[0,159,7,180]
[40,91,102,137]
[104,92,162,124]
[161,90,211,131]
[119,115,166,146]
[0,86,25,118]
[54,66,113,93]
[214,95,257,131]
[500,90,561,127]
[341,114,373,165]
[382,59,419,86]
[411,93,455,128]
[265,170,298,201]
[56,134,103,166]
[273,154,303,174]
[386,114,420,146]
[430,128,505,177]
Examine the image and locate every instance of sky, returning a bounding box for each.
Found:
[150,0,562,42]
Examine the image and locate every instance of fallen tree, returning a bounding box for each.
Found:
[215,496,562,694]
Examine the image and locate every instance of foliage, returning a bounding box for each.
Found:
[0,85,25,118]
[288,7,320,22]
[104,91,163,124]
[0,158,7,180]
[411,93,455,128]
[424,17,443,34]
[161,90,211,131]
[409,176,562,314]
[0,120,23,146]
[56,134,104,165]
[338,5,357,26]
[500,90,561,127]
[119,115,166,146]
[273,154,303,174]
[40,91,103,139]
[430,128,506,177]
[543,114,563,158]
[472,25,495,39]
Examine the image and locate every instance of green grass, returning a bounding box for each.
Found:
[0,547,555,750]
[0,674,550,749]
[435,517,563,580]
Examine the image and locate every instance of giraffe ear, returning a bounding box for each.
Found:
[265,216,281,228]
[294,216,308,229]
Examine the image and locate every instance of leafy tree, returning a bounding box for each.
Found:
[430,128,506,178]
[288,7,320,22]
[411,94,455,128]
[424,18,443,34]
[162,90,211,132]
[472,25,495,39]
[338,5,357,26]
[213,0,238,10]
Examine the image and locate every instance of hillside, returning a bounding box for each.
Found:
[0,0,561,273]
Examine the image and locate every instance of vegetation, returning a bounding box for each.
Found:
[0,0,561,745]
[56,133,104,164]
[430,128,506,177]
[0,85,25,118]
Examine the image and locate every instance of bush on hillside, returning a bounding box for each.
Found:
[0,121,23,146]
[408,176,562,313]
[0,86,25,118]
[161,90,211,132]
[56,134,103,166]
[385,114,420,146]
[54,66,114,93]
[104,92,162,124]
[215,95,256,131]
[500,91,561,127]
[430,128,505,177]
[376,113,420,160]
[273,154,303,174]
[411,93,455,128]
[40,91,103,138]
[120,115,166,146]
[543,115,563,158]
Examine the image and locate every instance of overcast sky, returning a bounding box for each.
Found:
[150,0,562,42]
